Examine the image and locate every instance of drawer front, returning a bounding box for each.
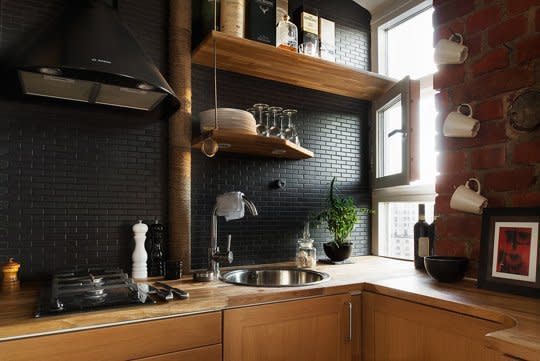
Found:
[134,344,222,361]
[0,311,221,361]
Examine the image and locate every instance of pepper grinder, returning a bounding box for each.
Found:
[148,220,165,277]
[132,220,148,279]
[2,258,21,292]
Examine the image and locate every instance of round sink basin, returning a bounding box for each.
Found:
[219,268,330,287]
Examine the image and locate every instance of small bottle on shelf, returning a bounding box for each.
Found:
[414,204,430,270]
[293,4,319,57]
[276,15,298,52]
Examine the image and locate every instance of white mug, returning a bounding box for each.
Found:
[443,104,480,138]
[450,178,488,215]
[434,34,469,65]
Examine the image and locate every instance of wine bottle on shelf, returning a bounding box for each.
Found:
[414,204,430,270]
[292,4,319,57]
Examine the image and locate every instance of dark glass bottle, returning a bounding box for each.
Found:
[292,3,319,57]
[148,220,165,277]
[428,216,437,256]
[414,204,430,270]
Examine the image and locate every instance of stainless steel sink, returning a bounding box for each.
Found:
[219,268,330,287]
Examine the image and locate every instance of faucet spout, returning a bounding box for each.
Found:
[194,192,258,282]
[242,196,258,216]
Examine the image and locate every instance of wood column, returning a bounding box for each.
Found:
[168,0,192,272]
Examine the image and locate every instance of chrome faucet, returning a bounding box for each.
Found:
[193,193,258,282]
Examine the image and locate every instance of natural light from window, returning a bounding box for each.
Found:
[386,8,437,80]
[375,4,438,260]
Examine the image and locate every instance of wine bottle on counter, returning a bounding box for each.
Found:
[428,216,437,256]
[413,204,430,270]
[246,0,276,45]
[293,4,319,57]
[221,0,245,38]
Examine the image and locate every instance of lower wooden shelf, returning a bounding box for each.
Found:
[192,129,314,159]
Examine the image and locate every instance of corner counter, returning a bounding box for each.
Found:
[0,257,538,360]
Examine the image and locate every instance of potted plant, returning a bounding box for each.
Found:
[315,177,364,262]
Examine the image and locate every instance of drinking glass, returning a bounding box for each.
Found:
[253,103,269,135]
[278,114,287,139]
[283,109,299,145]
[268,106,283,137]
[257,110,270,136]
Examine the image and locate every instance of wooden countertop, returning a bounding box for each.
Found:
[0,256,539,360]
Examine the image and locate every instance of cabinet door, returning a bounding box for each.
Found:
[362,292,508,361]
[0,312,221,361]
[224,294,353,361]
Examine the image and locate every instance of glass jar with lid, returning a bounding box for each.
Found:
[296,239,317,268]
[276,15,298,52]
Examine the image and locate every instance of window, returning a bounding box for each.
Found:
[371,1,437,260]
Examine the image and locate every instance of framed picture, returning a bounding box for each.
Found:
[479,207,540,298]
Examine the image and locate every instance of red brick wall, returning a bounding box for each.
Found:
[433,0,540,276]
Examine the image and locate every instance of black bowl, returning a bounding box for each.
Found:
[424,256,469,283]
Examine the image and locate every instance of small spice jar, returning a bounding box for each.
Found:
[2,258,21,284]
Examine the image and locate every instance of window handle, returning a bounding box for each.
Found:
[388,128,407,138]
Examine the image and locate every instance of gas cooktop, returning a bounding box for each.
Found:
[35,268,155,318]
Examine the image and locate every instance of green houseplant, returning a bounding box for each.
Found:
[316,177,366,262]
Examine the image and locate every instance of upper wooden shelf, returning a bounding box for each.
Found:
[192,129,314,159]
[192,31,396,101]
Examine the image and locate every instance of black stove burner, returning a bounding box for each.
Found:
[35,269,155,318]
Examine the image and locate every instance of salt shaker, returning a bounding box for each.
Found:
[132,220,148,279]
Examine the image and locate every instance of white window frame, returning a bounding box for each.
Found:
[370,0,436,257]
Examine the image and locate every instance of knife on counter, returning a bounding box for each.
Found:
[154,281,190,299]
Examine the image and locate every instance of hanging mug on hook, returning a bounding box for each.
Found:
[443,104,480,138]
[434,33,468,65]
[450,178,488,215]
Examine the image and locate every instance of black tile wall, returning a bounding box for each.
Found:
[190,0,373,270]
[1,0,372,278]
[0,0,169,280]
[190,67,371,269]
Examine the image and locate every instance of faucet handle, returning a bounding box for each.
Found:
[226,234,232,253]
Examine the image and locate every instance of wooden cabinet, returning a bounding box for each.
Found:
[223,294,353,361]
[362,292,508,361]
[133,344,222,361]
[0,311,222,361]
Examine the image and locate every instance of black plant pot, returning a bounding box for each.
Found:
[323,242,352,262]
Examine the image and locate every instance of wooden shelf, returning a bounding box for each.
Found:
[192,129,314,159]
[192,31,396,101]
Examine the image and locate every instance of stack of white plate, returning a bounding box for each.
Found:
[199,108,257,135]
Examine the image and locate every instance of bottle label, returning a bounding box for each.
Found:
[301,12,319,35]
[418,237,429,257]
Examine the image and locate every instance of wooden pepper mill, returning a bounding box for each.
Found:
[2,258,21,289]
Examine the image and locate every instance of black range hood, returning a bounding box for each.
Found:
[14,0,180,115]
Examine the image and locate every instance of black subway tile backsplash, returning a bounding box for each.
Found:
[1,0,371,279]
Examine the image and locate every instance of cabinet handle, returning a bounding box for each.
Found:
[346,301,352,342]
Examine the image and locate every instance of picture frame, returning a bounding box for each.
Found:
[478,207,540,298]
